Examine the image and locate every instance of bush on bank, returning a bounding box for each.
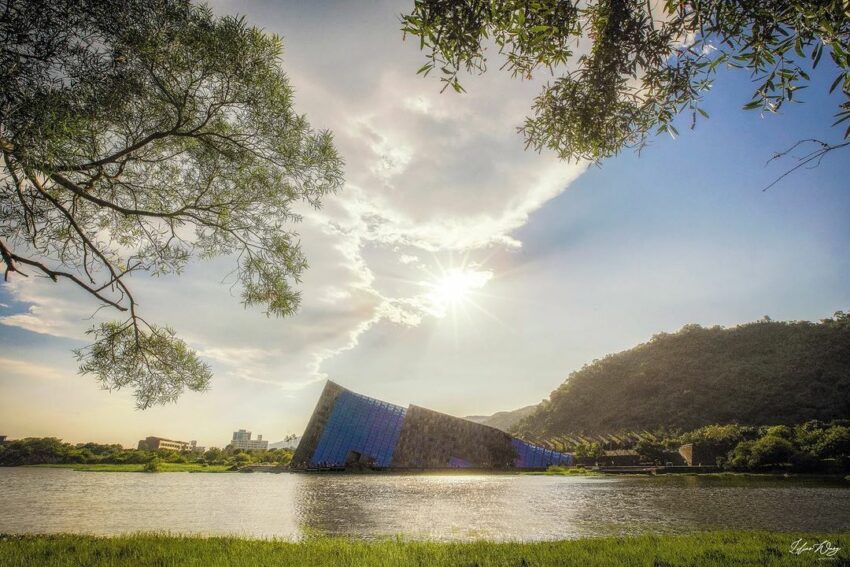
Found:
[0,437,293,468]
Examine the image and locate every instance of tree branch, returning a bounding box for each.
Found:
[49,172,189,217]
[764,139,850,191]
[2,244,128,311]
[0,239,27,281]
[53,130,177,173]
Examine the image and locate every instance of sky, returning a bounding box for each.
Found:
[1,0,848,448]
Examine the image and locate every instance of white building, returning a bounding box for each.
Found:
[137,436,204,452]
[229,429,268,451]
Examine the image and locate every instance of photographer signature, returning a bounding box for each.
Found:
[789,538,841,559]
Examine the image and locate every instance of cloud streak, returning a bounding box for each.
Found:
[0,357,67,381]
[0,0,587,400]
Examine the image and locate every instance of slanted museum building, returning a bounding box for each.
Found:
[292,381,573,470]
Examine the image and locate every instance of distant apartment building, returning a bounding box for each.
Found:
[229,429,268,451]
[0,435,7,444]
[137,436,203,452]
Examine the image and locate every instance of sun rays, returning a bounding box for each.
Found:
[414,254,506,344]
[427,268,492,311]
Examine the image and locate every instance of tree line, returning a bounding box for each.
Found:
[0,437,293,468]
[554,420,850,473]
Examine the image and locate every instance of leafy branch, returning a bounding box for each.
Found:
[0,0,343,407]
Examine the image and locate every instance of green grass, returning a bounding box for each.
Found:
[28,463,232,473]
[0,532,846,566]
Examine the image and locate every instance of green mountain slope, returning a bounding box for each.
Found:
[513,313,850,439]
[465,405,538,432]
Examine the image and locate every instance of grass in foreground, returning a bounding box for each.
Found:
[29,463,232,473]
[0,531,846,566]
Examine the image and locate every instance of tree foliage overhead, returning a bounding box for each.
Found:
[402,0,850,163]
[512,312,850,439]
[0,0,343,408]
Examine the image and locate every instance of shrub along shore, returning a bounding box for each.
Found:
[0,437,294,470]
[27,463,233,473]
[20,463,850,479]
[0,531,846,566]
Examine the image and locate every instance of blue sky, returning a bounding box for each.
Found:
[1,0,848,447]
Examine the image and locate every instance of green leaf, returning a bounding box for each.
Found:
[794,38,804,58]
[832,112,850,126]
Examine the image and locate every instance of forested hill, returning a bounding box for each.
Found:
[513,313,850,439]
[465,405,537,432]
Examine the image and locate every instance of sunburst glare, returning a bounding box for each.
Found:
[419,261,504,343]
[428,269,491,308]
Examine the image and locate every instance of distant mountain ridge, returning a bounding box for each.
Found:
[512,313,850,439]
[465,405,538,432]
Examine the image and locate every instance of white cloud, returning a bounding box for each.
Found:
[0,357,66,381]
[0,0,588,401]
[403,96,434,116]
[0,277,95,340]
[0,0,845,447]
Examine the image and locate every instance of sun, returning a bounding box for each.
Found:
[426,268,492,312]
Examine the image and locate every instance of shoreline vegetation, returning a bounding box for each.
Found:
[19,463,850,484]
[0,434,844,480]
[531,467,850,485]
[0,438,294,471]
[524,466,602,476]
[2,415,848,477]
[0,531,846,566]
[26,463,233,473]
[6,417,849,477]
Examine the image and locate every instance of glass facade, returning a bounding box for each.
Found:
[300,381,573,469]
[310,390,407,468]
[511,439,573,468]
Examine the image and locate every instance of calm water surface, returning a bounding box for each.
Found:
[0,468,848,540]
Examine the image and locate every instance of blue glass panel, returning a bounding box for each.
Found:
[511,438,572,468]
[362,403,379,457]
[312,391,572,469]
[309,390,408,468]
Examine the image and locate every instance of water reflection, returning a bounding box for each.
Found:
[0,468,847,540]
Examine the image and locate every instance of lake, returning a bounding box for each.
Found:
[0,468,848,541]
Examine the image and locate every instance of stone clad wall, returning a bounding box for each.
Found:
[391,405,517,468]
[291,381,344,468]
